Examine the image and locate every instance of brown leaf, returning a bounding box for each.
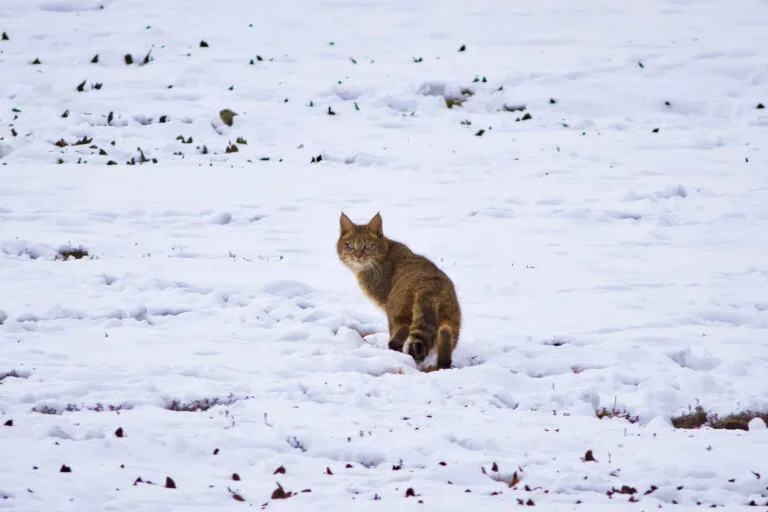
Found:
[60,464,72,473]
[491,462,499,472]
[583,450,597,462]
[219,109,237,127]
[228,487,246,502]
[232,473,240,481]
[271,483,293,500]
[273,466,286,475]
[3,420,12,427]
[115,427,124,438]
[165,477,176,489]
[325,467,333,475]
[508,471,521,488]
[405,488,416,498]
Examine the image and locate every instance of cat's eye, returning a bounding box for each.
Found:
[364,243,372,249]
[347,243,355,249]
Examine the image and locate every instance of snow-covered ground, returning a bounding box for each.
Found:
[2,0,768,509]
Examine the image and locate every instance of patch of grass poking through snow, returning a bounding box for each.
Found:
[671,405,768,430]
[501,104,526,113]
[55,245,90,261]
[0,370,30,383]
[671,405,709,428]
[219,109,237,126]
[165,394,242,412]
[286,435,306,452]
[32,402,131,414]
[596,406,640,424]
[445,88,474,109]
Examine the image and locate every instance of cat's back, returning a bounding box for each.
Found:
[388,240,454,284]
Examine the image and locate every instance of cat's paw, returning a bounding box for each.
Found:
[388,339,404,352]
[403,337,427,363]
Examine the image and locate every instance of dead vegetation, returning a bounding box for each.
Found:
[32,402,131,414]
[671,405,768,431]
[596,401,640,423]
[165,394,243,412]
[0,370,29,383]
[55,245,90,260]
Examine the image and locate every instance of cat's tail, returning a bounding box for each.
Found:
[436,323,455,369]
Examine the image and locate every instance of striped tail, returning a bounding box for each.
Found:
[436,324,455,369]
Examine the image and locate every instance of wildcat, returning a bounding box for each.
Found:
[336,212,461,369]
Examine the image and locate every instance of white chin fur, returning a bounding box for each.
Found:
[347,260,369,272]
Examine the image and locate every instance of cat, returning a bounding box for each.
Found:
[336,212,462,369]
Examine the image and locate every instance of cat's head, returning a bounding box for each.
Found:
[337,212,388,272]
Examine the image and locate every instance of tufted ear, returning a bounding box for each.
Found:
[366,212,383,236]
[340,211,355,234]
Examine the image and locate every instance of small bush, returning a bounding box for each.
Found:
[671,405,768,431]
[671,405,708,428]
[32,402,129,414]
[596,406,639,424]
[56,245,89,260]
[165,394,241,412]
[0,370,29,383]
[708,411,768,430]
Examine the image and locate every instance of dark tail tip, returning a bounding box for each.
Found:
[436,325,454,369]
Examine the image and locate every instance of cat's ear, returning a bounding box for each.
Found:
[340,211,354,234]
[367,212,383,236]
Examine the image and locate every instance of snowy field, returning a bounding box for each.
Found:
[2,0,768,509]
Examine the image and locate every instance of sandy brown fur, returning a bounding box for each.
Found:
[336,212,461,369]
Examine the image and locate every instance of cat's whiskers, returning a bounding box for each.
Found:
[369,260,383,280]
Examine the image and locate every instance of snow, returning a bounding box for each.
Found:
[2,0,768,509]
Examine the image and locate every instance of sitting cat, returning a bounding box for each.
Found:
[336,212,461,369]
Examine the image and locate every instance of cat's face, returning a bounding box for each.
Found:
[337,212,388,272]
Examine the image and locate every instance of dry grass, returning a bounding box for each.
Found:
[165,394,242,412]
[595,398,640,423]
[596,406,640,424]
[0,370,28,383]
[671,405,768,431]
[56,245,90,260]
[670,405,708,429]
[444,88,474,109]
[32,402,130,414]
